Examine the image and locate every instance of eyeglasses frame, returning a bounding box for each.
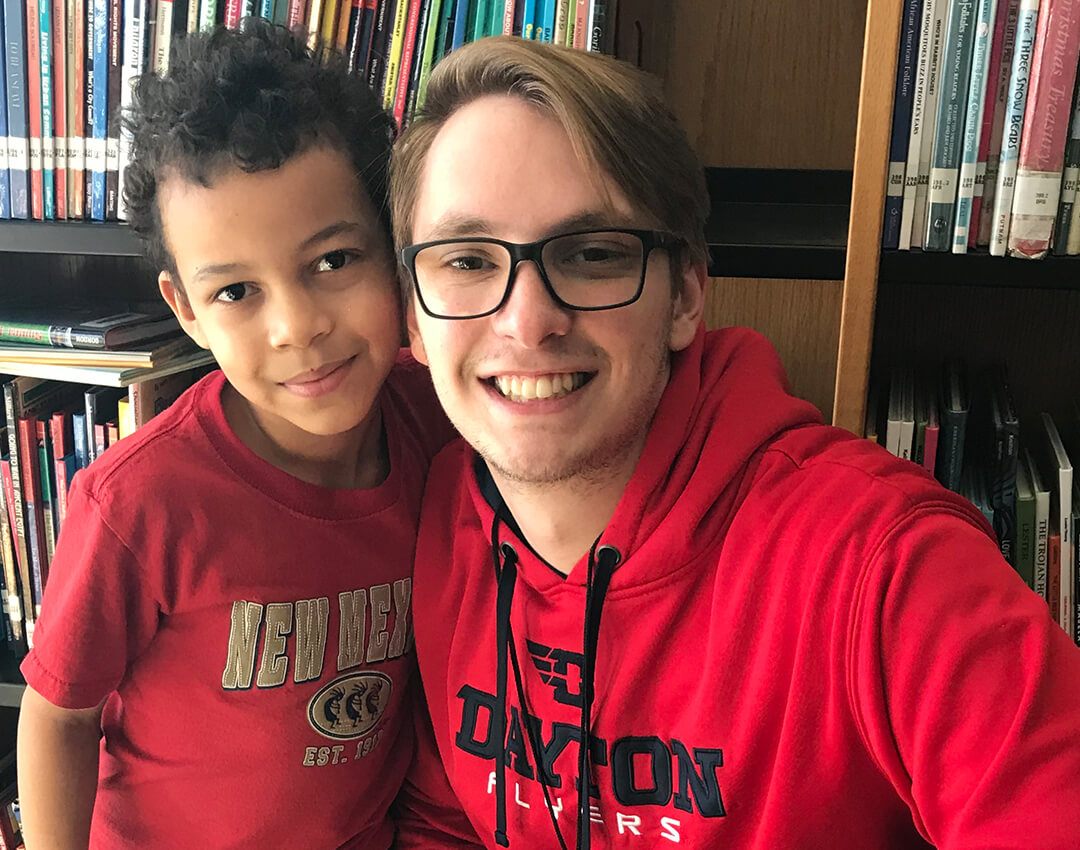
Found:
[400,227,684,320]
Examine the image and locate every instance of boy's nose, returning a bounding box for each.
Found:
[489,261,572,348]
[267,286,333,349]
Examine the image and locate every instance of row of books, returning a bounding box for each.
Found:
[868,361,1080,645]
[0,0,617,222]
[882,0,1080,260]
[0,748,20,850]
[0,365,209,657]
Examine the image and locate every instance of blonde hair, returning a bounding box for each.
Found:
[391,36,709,273]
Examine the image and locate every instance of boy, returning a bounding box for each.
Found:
[17,21,451,849]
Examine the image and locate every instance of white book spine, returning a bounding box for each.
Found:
[154,0,173,74]
[978,0,1021,245]
[902,0,939,249]
[117,0,144,221]
[188,0,200,33]
[954,0,1000,252]
[914,0,949,246]
[989,0,1038,256]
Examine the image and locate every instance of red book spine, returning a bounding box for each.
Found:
[1008,0,1080,258]
[503,0,515,35]
[1050,532,1062,626]
[27,0,45,220]
[287,0,308,29]
[922,423,940,476]
[572,0,587,48]
[392,0,422,126]
[49,413,69,529]
[72,0,86,219]
[225,0,242,28]
[0,462,19,577]
[17,418,48,597]
[53,0,69,219]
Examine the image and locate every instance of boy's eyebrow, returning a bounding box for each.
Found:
[189,220,369,286]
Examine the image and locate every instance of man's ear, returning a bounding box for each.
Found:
[669,259,706,352]
[159,271,210,350]
[405,299,429,366]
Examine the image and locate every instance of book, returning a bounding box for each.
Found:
[1052,65,1080,253]
[0,334,195,367]
[926,0,979,250]
[3,0,30,219]
[969,0,1015,246]
[936,359,969,492]
[977,0,1021,245]
[0,435,23,646]
[1049,526,1061,625]
[470,0,490,41]
[521,0,537,39]
[39,0,57,219]
[27,0,45,219]
[553,0,567,42]
[380,0,408,109]
[153,0,174,74]
[0,456,30,646]
[912,0,949,244]
[415,0,444,110]
[504,0,517,35]
[450,0,468,50]
[104,0,122,221]
[587,0,610,52]
[34,418,58,567]
[49,409,73,530]
[1040,412,1073,638]
[0,12,8,219]
[89,0,109,221]
[538,0,555,42]
[200,0,216,29]
[348,0,378,76]
[0,347,216,387]
[914,372,940,474]
[901,0,940,248]
[365,0,394,92]
[52,0,69,219]
[392,0,425,126]
[886,366,904,457]
[0,302,180,350]
[84,385,124,463]
[68,0,86,220]
[118,0,150,221]
[952,0,998,253]
[402,0,435,124]
[1027,447,1051,599]
[1007,0,1080,259]
[988,366,1019,565]
[885,0,923,249]
[304,0,325,48]
[224,0,242,27]
[989,0,1039,254]
[71,410,88,469]
[572,0,586,49]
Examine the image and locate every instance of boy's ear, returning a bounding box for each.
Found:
[159,271,210,350]
[669,259,706,353]
[405,300,429,366]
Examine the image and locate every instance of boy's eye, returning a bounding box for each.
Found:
[315,250,355,273]
[215,283,252,303]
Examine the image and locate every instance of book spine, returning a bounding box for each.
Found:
[1035,488,1050,598]
[990,0,1040,254]
[35,421,56,569]
[1052,70,1080,252]
[970,0,1013,245]
[224,0,241,27]
[15,419,45,619]
[366,0,394,90]
[349,0,377,75]
[449,0,467,49]
[926,0,978,250]
[415,0,442,108]
[587,0,608,52]
[104,0,121,220]
[977,0,1021,244]
[40,0,56,219]
[913,0,949,245]
[552,0,566,42]
[27,0,45,220]
[571,0,585,48]
[504,0,516,35]
[68,0,84,219]
[305,0,324,48]
[0,8,8,219]
[402,0,433,124]
[334,0,353,51]
[259,0,274,17]
[393,0,424,126]
[286,0,304,29]
[521,0,536,39]
[71,411,87,469]
[1058,468,1073,638]
[885,0,923,249]
[1007,0,1080,259]
[952,0,998,253]
[90,0,108,221]
[922,422,940,474]
[381,0,408,108]
[318,0,339,45]
[48,413,67,530]
[187,0,200,31]
[4,0,30,219]
[117,0,146,221]
[1050,531,1061,626]
[900,0,938,248]
[52,0,68,218]
[0,448,22,646]
[0,456,32,646]
[200,0,216,30]
[154,0,173,73]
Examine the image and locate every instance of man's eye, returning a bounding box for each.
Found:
[315,250,355,273]
[215,283,251,303]
[448,256,489,272]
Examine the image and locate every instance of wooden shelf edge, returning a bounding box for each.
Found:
[0,221,141,257]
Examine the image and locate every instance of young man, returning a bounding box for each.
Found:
[17,22,451,849]
[391,37,1080,849]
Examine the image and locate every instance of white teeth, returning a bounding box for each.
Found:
[492,372,587,402]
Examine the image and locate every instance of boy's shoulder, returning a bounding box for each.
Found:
[73,370,226,507]
[382,350,456,463]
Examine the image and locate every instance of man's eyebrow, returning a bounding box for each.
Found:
[422,210,635,242]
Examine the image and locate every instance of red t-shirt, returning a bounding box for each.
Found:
[22,356,453,849]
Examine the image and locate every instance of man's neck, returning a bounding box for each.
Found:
[490,446,643,576]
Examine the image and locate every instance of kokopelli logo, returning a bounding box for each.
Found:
[308,672,392,740]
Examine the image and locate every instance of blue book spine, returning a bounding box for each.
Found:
[0,9,9,219]
[952,0,999,253]
[989,0,1038,255]
[926,0,978,251]
[451,0,468,49]
[520,0,536,39]
[3,0,29,219]
[259,0,273,18]
[882,0,923,248]
[38,0,55,220]
[539,0,554,41]
[71,412,88,470]
[90,0,108,221]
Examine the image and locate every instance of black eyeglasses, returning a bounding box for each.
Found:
[400,228,683,320]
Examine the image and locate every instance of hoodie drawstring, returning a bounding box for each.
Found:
[576,542,620,850]
[490,511,621,850]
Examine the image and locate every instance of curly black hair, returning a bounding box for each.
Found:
[123,19,395,282]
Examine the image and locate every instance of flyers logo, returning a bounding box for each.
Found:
[526,640,584,708]
[308,672,392,740]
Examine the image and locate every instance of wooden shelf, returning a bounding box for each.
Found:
[881,249,1080,288]
[0,220,141,257]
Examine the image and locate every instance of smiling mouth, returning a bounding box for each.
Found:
[488,372,594,402]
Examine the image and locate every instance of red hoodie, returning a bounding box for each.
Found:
[398,326,1080,849]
